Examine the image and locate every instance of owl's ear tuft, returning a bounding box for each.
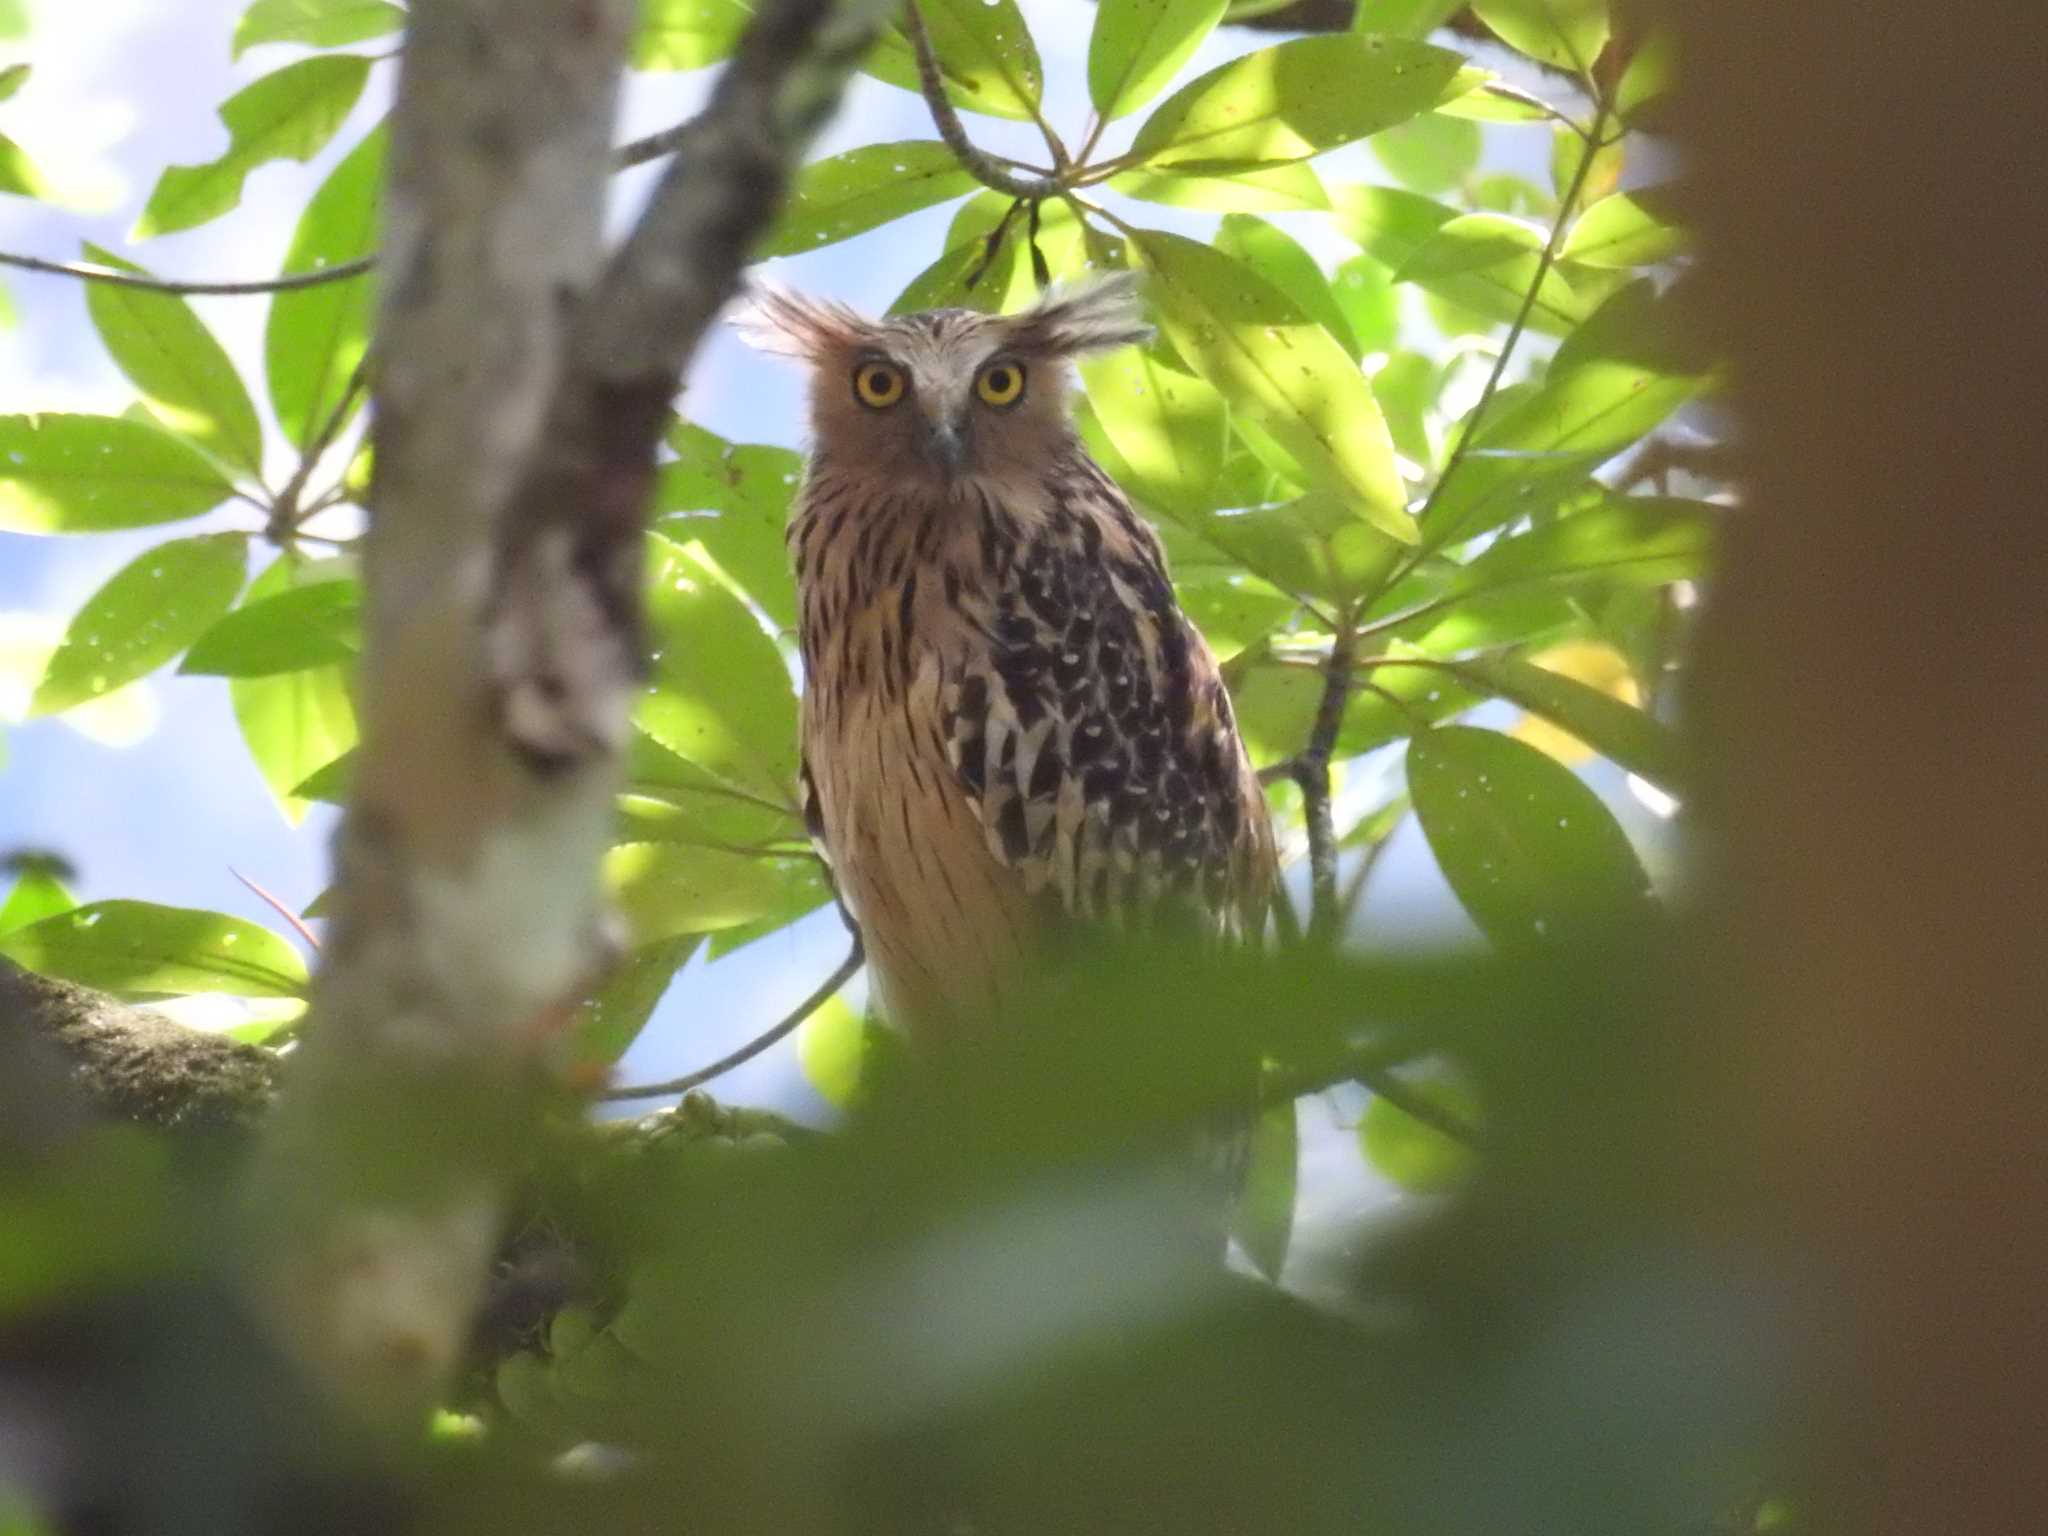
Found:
[730,285,867,360]
[1009,273,1152,356]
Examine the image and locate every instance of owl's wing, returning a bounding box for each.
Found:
[938,460,1274,940]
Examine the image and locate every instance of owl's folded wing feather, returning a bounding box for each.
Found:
[937,468,1273,940]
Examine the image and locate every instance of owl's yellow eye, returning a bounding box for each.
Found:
[853,361,906,409]
[974,359,1026,409]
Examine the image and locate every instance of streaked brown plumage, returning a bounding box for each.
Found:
[741,277,1274,1041]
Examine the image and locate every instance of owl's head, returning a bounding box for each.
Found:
[735,276,1151,486]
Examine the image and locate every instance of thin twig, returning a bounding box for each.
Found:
[1389,98,1617,576]
[902,0,1059,201]
[0,249,376,296]
[0,113,770,299]
[1363,1068,1481,1147]
[230,867,322,954]
[268,358,369,543]
[601,940,863,1101]
[1290,624,1358,947]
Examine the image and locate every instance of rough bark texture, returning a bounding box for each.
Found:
[1670,0,2048,1530]
[238,0,898,1432]
[1,958,278,1135]
[239,0,639,1430]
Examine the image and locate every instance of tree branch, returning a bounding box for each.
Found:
[602,940,864,1102]
[0,249,376,296]
[903,0,1060,201]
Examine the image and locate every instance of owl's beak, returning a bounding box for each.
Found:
[922,411,970,479]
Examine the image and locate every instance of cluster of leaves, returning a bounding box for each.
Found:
[0,0,1715,1188]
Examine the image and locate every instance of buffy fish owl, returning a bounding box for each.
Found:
[741,276,1274,1039]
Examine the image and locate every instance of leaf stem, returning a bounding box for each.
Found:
[902,0,1060,201]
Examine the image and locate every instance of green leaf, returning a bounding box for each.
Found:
[1327,181,1457,270]
[573,934,700,1065]
[232,0,405,55]
[1108,159,1330,213]
[1443,493,1715,603]
[657,422,802,630]
[1133,229,1414,544]
[1470,0,1609,78]
[180,576,360,676]
[0,414,234,533]
[1616,27,1677,126]
[0,864,77,937]
[1359,1073,1476,1193]
[1088,0,1226,121]
[1424,357,1710,544]
[0,130,58,202]
[1231,1099,1298,1281]
[1372,349,1436,468]
[80,244,265,479]
[759,141,976,259]
[0,63,27,103]
[30,534,247,716]
[1390,211,1587,335]
[265,126,379,450]
[634,0,752,68]
[797,992,868,1108]
[1370,110,1481,194]
[1443,652,1687,794]
[638,534,799,807]
[133,55,371,238]
[1215,213,1357,358]
[0,900,309,998]
[865,0,1044,122]
[1176,574,1296,663]
[229,555,358,823]
[1127,34,1462,169]
[606,841,816,943]
[1330,256,1400,356]
[1353,0,1465,34]
[1407,724,1652,947]
[1560,187,1688,269]
[1080,342,1228,518]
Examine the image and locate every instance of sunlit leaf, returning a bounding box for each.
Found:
[133,55,370,238]
[1359,1073,1477,1193]
[1109,158,1330,213]
[1127,35,1462,168]
[1081,342,1228,517]
[180,575,360,676]
[1372,349,1436,468]
[1478,643,1683,791]
[1216,213,1358,358]
[0,900,309,999]
[1424,355,1711,545]
[657,422,803,630]
[232,0,406,56]
[1407,724,1652,947]
[866,0,1044,122]
[1560,187,1689,268]
[80,244,265,479]
[0,129,58,202]
[31,534,247,716]
[573,934,700,1066]
[1353,0,1465,34]
[1231,1098,1298,1280]
[1390,211,1587,334]
[1371,110,1481,194]
[639,534,799,807]
[0,63,24,102]
[797,992,868,1108]
[759,141,977,258]
[1330,255,1400,357]
[0,414,233,533]
[229,555,358,823]
[1133,229,1413,543]
[1176,574,1296,663]
[634,0,752,68]
[1470,0,1609,78]
[1088,0,1225,121]
[0,861,76,937]
[606,841,817,943]
[265,126,379,449]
